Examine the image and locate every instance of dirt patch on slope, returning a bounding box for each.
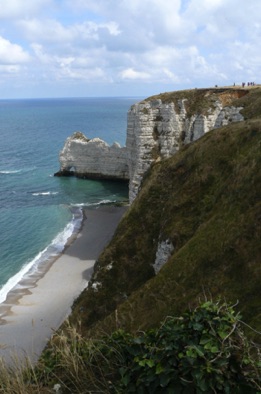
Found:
[217,89,249,106]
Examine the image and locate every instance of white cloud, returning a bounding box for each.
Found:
[57,65,107,81]
[120,68,151,80]
[19,18,120,47]
[0,36,30,64]
[31,43,109,82]
[1,0,261,97]
[184,0,261,44]
[194,0,225,11]
[163,68,180,83]
[65,0,101,13]
[20,19,75,43]
[0,0,52,19]
[141,46,181,68]
[31,43,50,63]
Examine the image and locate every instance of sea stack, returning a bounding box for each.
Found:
[54,131,129,181]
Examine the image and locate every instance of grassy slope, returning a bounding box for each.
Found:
[71,88,261,339]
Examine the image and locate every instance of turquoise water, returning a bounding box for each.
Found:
[0,97,140,303]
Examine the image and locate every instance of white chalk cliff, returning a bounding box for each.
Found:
[58,131,129,181]
[56,89,245,202]
[126,93,244,202]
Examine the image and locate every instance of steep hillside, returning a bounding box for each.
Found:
[71,114,261,338]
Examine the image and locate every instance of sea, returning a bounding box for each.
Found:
[0,97,141,304]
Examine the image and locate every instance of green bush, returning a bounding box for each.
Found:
[105,301,260,393]
[36,301,260,393]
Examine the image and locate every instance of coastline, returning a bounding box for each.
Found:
[0,205,127,365]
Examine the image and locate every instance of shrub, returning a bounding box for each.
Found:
[36,300,260,393]
[106,301,261,393]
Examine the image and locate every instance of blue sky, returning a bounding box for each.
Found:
[0,0,260,98]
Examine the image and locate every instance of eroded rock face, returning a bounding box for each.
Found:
[56,90,244,202]
[58,132,129,181]
[153,239,174,274]
[126,98,243,202]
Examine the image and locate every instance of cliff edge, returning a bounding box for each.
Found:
[55,88,246,202]
[126,88,245,201]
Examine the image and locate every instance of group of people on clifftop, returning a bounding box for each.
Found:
[242,81,255,87]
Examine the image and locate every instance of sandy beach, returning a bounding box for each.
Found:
[0,205,126,365]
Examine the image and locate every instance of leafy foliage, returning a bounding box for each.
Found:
[106,301,260,393]
[38,301,260,393]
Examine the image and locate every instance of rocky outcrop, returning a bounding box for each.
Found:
[153,239,174,274]
[55,132,129,181]
[126,93,244,202]
[56,89,246,202]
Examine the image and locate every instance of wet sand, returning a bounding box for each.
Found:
[0,205,126,365]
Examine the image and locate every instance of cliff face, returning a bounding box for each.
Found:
[126,91,244,202]
[56,89,245,201]
[57,131,129,181]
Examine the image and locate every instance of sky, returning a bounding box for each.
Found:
[0,0,260,98]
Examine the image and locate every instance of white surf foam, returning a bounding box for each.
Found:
[0,208,83,304]
[72,199,116,207]
[0,170,21,174]
[32,191,59,196]
[0,167,36,175]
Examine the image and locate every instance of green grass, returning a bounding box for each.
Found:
[70,116,261,340]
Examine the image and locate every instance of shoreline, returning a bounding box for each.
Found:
[0,205,84,307]
[0,205,127,365]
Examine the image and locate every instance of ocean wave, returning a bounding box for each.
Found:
[72,199,116,208]
[32,191,59,196]
[0,207,83,304]
[0,170,22,174]
[0,167,37,175]
[99,199,116,205]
